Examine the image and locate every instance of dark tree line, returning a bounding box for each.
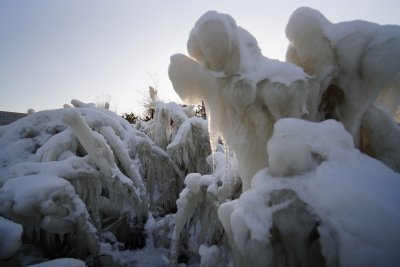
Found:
[122,101,206,124]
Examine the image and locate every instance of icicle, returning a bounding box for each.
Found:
[34,225,41,242]
[211,152,216,178]
[45,232,52,246]
[58,233,65,244]
[145,212,155,249]
[224,144,229,182]
[25,225,34,241]
[169,229,180,267]
[207,111,218,155]
[197,200,212,245]
[170,174,212,266]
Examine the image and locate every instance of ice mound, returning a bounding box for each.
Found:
[219,118,400,266]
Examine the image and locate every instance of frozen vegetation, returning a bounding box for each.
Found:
[0,100,211,266]
[1,7,400,267]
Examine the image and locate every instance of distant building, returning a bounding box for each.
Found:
[0,111,27,126]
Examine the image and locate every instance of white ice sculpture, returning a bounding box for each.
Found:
[169,11,318,191]
[219,118,400,266]
[286,7,400,144]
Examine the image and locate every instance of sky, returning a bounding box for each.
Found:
[0,0,399,115]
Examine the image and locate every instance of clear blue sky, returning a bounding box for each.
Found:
[1,0,399,115]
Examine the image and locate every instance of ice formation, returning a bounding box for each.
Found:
[267,118,354,176]
[168,8,400,267]
[0,216,23,260]
[167,116,210,174]
[361,105,400,171]
[219,118,400,266]
[199,244,221,267]
[286,6,400,145]
[0,175,99,256]
[139,101,211,215]
[0,103,151,264]
[169,11,319,191]
[62,108,148,223]
[0,98,213,266]
[169,149,239,267]
[1,6,400,267]
[169,173,212,266]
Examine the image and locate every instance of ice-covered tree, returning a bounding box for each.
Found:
[0,102,150,264]
[0,98,211,266]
